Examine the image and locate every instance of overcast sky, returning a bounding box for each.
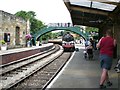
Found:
[0,0,72,24]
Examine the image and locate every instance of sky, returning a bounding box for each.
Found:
[0,0,72,24]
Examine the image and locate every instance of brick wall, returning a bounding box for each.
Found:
[0,45,53,65]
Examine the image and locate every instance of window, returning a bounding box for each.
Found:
[70,0,119,11]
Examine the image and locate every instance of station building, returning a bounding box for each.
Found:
[0,10,30,49]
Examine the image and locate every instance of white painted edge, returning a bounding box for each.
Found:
[46,51,76,88]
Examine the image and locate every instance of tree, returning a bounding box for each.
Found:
[51,33,59,39]
[27,11,36,19]
[15,11,28,20]
[85,26,99,40]
[30,18,45,34]
[40,32,51,41]
[85,27,99,32]
[15,10,36,20]
[15,11,45,35]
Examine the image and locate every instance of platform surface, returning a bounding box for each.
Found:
[47,44,119,89]
[0,43,53,55]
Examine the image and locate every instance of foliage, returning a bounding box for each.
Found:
[30,18,45,34]
[15,10,36,20]
[40,32,51,40]
[39,32,60,41]
[51,33,59,39]
[15,11,45,35]
[85,27,99,32]
[85,27,99,40]
[0,40,6,45]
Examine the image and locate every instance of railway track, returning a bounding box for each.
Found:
[0,45,67,90]
[0,45,56,75]
[11,51,72,90]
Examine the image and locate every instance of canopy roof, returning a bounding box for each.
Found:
[64,0,120,27]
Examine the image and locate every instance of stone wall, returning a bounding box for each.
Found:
[0,10,28,48]
[0,11,2,40]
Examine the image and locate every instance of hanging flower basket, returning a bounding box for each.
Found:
[25,34,32,40]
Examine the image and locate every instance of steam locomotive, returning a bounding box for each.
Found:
[62,32,75,51]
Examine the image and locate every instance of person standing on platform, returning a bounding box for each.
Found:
[97,29,116,89]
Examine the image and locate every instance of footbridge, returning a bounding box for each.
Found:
[33,25,89,41]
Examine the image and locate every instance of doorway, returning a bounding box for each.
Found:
[15,26,20,45]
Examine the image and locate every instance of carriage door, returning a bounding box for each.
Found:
[15,26,20,45]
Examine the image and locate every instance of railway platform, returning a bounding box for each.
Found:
[47,44,119,89]
[0,43,54,66]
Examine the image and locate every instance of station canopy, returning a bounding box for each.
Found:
[64,0,120,27]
